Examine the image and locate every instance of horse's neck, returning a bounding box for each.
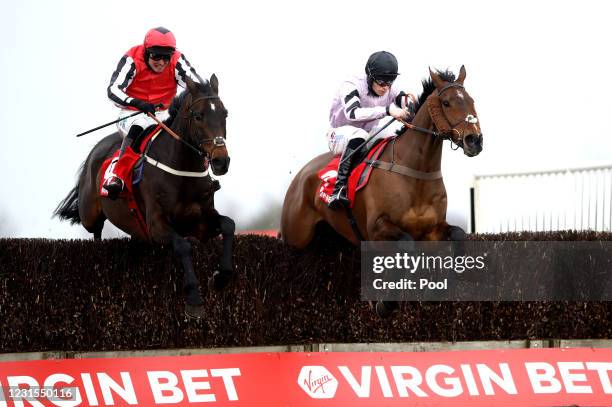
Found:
[151,119,203,172]
[392,106,443,172]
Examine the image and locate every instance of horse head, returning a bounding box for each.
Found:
[428,66,483,157]
[182,75,230,175]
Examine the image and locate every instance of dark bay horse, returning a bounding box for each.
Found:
[281,66,483,247]
[54,75,234,318]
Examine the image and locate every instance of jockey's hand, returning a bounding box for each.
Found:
[129,99,157,115]
[387,103,409,120]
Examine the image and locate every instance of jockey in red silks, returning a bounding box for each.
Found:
[326,51,416,209]
[103,26,206,200]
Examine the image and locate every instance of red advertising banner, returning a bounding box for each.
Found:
[0,348,610,406]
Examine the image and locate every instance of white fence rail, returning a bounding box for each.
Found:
[471,165,612,234]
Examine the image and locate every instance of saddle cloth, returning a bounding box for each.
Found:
[318,138,391,208]
[99,125,162,197]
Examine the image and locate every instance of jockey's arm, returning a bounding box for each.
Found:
[341,82,387,123]
[175,53,208,87]
[107,55,136,107]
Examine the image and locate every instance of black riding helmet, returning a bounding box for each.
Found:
[365,51,399,95]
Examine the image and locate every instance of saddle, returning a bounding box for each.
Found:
[318,138,392,208]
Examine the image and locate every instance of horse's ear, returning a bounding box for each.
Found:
[456,65,466,85]
[186,77,199,95]
[429,67,445,89]
[210,74,219,94]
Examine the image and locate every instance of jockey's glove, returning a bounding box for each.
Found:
[129,98,157,115]
[387,103,409,120]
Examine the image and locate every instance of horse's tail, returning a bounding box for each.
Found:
[53,162,85,225]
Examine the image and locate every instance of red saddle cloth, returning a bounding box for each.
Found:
[318,138,391,208]
[99,147,141,198]
[98,125,162,237]
[99,125,162,197]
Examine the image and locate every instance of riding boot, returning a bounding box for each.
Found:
[328,137,364,210]
[103,125,143,200]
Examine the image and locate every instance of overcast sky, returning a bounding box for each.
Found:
[1,0,611,238]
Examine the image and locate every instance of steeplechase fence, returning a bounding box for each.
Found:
[470,164,612,234]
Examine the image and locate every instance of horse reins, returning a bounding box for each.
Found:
[146,113,206,157]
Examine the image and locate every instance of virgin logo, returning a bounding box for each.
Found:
[297,366,338,399]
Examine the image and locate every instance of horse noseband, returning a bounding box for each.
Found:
[213,136,225,147]
[199,136,226,150]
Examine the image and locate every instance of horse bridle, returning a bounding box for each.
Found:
[431,82,479,150]
[395,82,478,151]
[180,95,227,156]
[383,82,480,174]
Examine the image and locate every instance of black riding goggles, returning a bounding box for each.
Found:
[373,76,396,87]
[149,53,171,62]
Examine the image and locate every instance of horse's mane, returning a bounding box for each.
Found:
[413,69,456,114]
[165,81,215,126]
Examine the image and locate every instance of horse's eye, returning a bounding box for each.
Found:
[193,114,203,121]
[442,100,451,107]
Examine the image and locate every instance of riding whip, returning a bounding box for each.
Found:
[75,111,144,137]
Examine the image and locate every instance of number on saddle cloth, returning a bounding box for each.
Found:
[317,138,392,207]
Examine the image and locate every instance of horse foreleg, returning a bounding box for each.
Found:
[425,222,467,241]
[447,225,467,241]
[368,216,414,318]
[171,236,200,297]
[368,216,414,241]
[209,215,235,291]
[150,213,205,318]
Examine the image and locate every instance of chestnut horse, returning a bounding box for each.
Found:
[281,66,482,246]
[54,76,234,318]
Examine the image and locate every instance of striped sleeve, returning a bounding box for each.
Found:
[107,55,136,106]
[175,54,207,87]
[340,82,386,122]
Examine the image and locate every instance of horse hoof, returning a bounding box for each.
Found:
[185,303,205,319]
[448,226,467,241]
[208,269,232,291]
[375,301,399,318]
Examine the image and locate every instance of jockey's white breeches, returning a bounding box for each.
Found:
[326,116,405,155]
[116,108,170,138]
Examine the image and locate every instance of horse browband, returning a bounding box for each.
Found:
[437,83,464,95]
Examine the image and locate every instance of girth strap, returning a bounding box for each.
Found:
[365,160,442,180]
[345,206,365,242]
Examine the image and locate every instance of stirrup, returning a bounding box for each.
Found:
[328,187,349,209]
